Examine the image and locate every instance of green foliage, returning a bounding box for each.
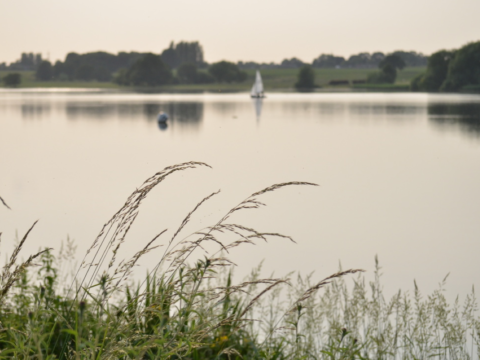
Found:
[379,55,406,70]
[441,41,480,92]
[389,50,427,67]
[280,57,305,69]
[161,41,205,69]
[53,60,67,80]
[367,64,396,84]
[2,73,21,87]
[368,55,405,84]
[312,54,346,68]
[295,65,316,90]
[7,53,42,71]
[196,71,215,84]
[123,53,173,86]
[208,61,247,83]
[410,50,455,92]
[177,62,198,84]
[312,51,426,69]
[60,51,144,82]
[35,61,53,81]
[75,64,95,81]
[345,52,383,68]
[0,162,479,359]
[410,42,480,93]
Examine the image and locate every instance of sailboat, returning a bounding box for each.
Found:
[250,70,265,98]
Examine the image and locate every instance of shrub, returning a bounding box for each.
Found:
[2,73,21,87]
[125,53,173,86]
[410,50,455,92]
[177,62,198,84]
[1,162,479,359]
[208,61,247,83]
[36,60,53,81]
[295,65,316,90]
[441,41,480,92]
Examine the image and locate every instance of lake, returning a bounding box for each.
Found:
[1,90,479,298]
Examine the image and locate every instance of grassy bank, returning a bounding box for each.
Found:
[0,67,426,92]
[1,162,479,359]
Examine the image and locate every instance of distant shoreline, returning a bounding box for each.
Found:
[0,67,426,93]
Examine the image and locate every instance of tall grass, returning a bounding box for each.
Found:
[0,163,479,359]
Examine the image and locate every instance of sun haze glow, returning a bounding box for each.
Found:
[1,0,479,64]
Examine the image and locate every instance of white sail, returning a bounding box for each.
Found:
[251,83,257,96]
[251,70,264,97]
[255,70,264,94]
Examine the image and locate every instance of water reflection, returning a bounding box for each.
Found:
[348,104,422,116]
[21,104,51,119]
[64,102,203,125]
[273,101,424,118]
[3,93,480,140]
[428,103,480,137]
[164,102,203,124]
[253,98,263,121]
[157,121,168,131]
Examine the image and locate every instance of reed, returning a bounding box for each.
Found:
[0,163,478,359]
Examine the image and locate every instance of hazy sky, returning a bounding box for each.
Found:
[1,0,480,64]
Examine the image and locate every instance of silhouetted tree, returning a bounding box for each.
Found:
[93,67,111,82]
[53,61,66,80]
[441,41,480,92]
[160,41,205,69]
[196,71,215,84]
[208,61,247,83]
[390,51,427,67]
[160,42,179,69]
[59,51,143,81]
[312,54,345,68]
[368,54,405,84]
[176,42,204,65]
[113,68,128,85]
[345,53,374,68]
[177,62,198,83]
[64,53,81,80]
[126,53,173,86]
[379,55,406,70]
[280,57,305,68]
[410,50,455,91]
[295,65,315,90]
[75,64,95,81]
[36,61,53,81]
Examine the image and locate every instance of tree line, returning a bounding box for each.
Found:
[1,43,427,85]
[294,54,409,90]
[0,52,43,71]
[410,40,480,92]
[294,41,480,91]
[3,40,479,92]
[238,51,427,70]
[14,41,246,86]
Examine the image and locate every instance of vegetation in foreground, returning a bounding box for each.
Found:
[1,162,479,359]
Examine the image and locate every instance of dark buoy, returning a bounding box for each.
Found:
[158,121,168,131]
[157,112,169,123]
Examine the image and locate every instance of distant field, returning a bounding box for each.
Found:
[254,67,425,89]
[0,71,120,89]
[0,67,426,92]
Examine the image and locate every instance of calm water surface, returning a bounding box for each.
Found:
[1,90,479,297]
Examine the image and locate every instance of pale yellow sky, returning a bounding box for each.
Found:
[1,0,479,64]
